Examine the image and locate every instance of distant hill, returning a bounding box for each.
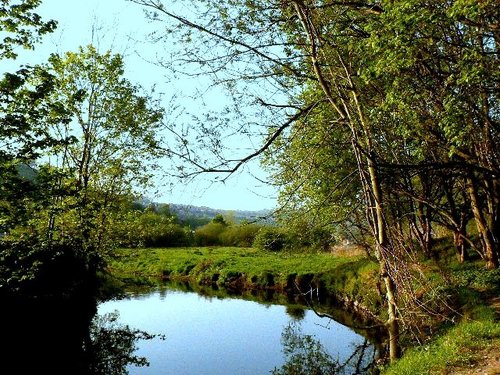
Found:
[169,203,274,224]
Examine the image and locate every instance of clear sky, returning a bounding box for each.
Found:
[4,0,278,211]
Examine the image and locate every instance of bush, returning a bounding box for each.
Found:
[114,211,190,248]
[219,224,262,247]
[194,222,227,246]
[253,226,291,252]
[142,223,190,247]
[0,236,101,298]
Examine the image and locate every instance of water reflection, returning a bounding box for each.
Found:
[3,298,158,374]
[99,282,385,374]
[85,311,164,374]
[272,322,377,375]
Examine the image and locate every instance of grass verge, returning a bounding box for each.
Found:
[106,246,381,315]
[382,264,500,375]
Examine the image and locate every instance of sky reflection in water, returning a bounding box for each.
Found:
[98,288,374,374]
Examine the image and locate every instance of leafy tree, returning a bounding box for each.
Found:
[0,11,164,298]
[219,223,261,247]
[264,88,366,249]
[253,226,291,252]
[194,222,226,246]
[35,45,165,251]
[0,60,72,234]
[113,208,189,248]
[0,0,69,233]
[212,213,228,226]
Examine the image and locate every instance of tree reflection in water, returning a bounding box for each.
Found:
[272,322,377,375]
[3,300,160,374]
[85,311,165,375]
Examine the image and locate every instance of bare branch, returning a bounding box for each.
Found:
[129,0,315,81]
[157,101,319,179]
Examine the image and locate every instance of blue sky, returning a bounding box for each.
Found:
[4,0,278,211]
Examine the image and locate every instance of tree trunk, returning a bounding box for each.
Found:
[467,174,499,269]
[383,267,400,360]
[453,229,468,263]
[368,160,401,362]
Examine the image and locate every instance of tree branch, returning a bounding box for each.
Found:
[157,101,319,178]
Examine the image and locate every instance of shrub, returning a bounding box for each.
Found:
[194,222,226,246]
[219,224,261,247]
[114,211,190,248]
[253,226,291,252]
[0,236,101,298]
[142,223,190,247]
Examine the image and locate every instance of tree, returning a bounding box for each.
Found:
[0,66,73,233]
[363,0,499,269]
[1,41,165,298]
[0,0,97,300]
[38,45,165,250]
[263,87,366,248]
[0,1,61,233]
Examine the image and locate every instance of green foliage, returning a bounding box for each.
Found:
[194,218,261,247]
[44,45,164,195]
[178,215,211,229]
[211,213,228,226]
[194,222,226,246]
[0,39,164,301]
[219,223,261,247]
[451,266,500,294]
[264,91,364,249]
[253,226,292,252]
[113,209,190,248]
[0,0,57,59]
[0,66,74,233]
[0,235,101,298]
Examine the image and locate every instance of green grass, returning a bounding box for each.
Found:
[107,246,381,311]
[109,247,361,281]
[382,307,500,374]
[382,268,500,375]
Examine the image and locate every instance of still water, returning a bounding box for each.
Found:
[98,284,380,374]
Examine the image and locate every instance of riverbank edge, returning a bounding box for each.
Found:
[105,247,500,374]
[105,247,385,324]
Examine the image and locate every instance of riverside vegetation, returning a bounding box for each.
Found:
[107,242,500,375]
[1,1,499,374]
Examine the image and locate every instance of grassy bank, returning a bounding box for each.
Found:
[383,310,500,374]
[382,264,500,375]
[107,247,500,374]
[107,246,382,316]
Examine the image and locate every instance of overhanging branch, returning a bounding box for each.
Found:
[158,101,319,179]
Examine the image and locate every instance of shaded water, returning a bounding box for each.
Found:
[98,283,383,374]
